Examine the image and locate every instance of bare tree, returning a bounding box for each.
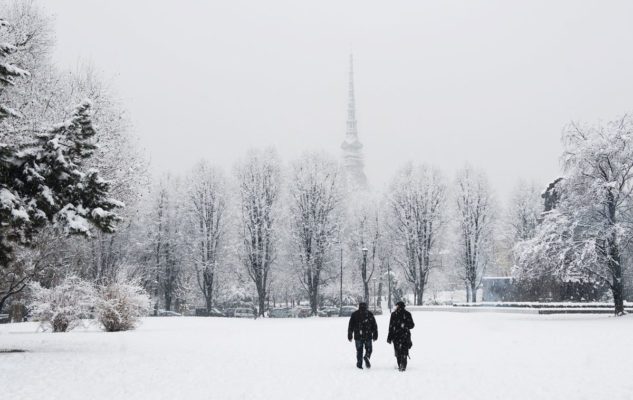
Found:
[236,149,281,316]
[187,161,226,313]
[288,152,342,315]
[454,166,494,303]
[506,180,542,243]
[347,194,382,303]
[388,163,446,305]
[145,176,186,313]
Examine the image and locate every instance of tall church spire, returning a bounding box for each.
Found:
[346,53,357,141]
[341,53,367,189]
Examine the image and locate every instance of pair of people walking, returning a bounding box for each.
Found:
[347,301,415,371]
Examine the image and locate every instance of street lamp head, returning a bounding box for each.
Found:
[362,247,368,256]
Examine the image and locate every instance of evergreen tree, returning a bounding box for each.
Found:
[0,18,121,285]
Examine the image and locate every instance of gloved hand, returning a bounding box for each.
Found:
[387,339,392,344]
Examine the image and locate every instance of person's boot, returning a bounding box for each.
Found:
[364,355,371,369]
[356,345,363,369]
[397,355,403,371]
[401,356,407,372]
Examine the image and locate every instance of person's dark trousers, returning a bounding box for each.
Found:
[355,339,372,367]
[397,353,408,370]
[393,343,408,371]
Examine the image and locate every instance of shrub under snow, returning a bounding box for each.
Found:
[95,277,150,332]
[29,276,95,333]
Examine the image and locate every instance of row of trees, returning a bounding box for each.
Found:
[135,155,501,316]
[0,0,547,315]
[0,1,555,320]
[0,2,513,320]
[2,0,631,319]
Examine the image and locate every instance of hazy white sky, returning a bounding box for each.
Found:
[44,0,633,200]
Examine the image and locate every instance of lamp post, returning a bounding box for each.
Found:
[362,247,369,303]
[339,244,343,312]
[387,260,392,312]
[372,277,377,310]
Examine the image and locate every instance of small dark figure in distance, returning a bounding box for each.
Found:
[387,301,415,371]
[347,302,378,369]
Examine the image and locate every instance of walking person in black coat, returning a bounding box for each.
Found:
[347,302,378,369]
[387,301,415,371]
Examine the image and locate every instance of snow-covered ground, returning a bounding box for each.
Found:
[1,312,632,400]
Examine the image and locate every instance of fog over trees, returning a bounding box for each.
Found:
[2,0,633,318]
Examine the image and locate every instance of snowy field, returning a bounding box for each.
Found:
[2,312,633,400]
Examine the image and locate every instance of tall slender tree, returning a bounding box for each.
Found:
[348,194,382,303]
[388,163,446,305]
[289,152,342,315]
[187,161,226,313]
[236,149,281,316]
[454,166,494,303]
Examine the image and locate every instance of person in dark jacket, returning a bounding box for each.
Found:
[387,301,415,371]
[347,302,378,369]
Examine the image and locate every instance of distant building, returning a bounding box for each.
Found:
[341,54,368,191]
[481,277,514,302]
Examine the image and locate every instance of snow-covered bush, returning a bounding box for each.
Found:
[29,276,95,332]
[95,277,150,332]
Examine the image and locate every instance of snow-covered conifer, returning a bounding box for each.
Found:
[0,16,122,267]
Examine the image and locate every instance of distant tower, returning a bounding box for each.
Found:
[341,53,368,190]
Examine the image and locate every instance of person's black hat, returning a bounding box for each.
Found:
[359,302,368,309]
[395,301,405,308]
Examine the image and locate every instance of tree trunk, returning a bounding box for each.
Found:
[610,241,624,315]
[256,276,266,317]
[258,291,266,317]
[606,192,624,315]
[310,290,318,316]
[415,284,424,306]
[204,270,214,313]
[205,294,212,314]
[470,282,477,303]
[612,283,624,315]
[165,292,172,311]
